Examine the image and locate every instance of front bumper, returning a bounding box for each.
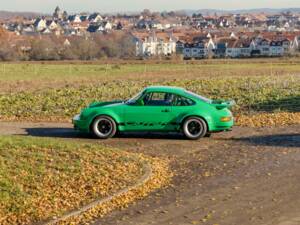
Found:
[72,114,90,132]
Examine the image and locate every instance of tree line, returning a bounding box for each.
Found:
[0,32,136,61]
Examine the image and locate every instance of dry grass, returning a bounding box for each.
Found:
[1,59,300,93]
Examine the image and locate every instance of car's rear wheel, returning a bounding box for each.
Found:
[183,117,207,140]
[91,116,117,139]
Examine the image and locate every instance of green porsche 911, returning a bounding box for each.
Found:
[73,86,234,140]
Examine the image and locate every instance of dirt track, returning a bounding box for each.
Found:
[0,122,299,225]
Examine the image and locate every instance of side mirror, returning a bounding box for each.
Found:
[136,99,144,106]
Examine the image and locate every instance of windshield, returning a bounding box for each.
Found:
[185,91,212,103]
[125,90,144,104]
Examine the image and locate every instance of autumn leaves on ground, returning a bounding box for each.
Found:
[0,136,171,224]
[0,59,299,224]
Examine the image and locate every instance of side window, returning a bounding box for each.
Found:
[172,95,195,106]
[143,92,173,106]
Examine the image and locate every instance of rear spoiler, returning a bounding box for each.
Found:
[211,100,236,110]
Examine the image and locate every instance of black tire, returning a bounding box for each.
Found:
[204,133,212,138]
[91,116,117,139]
[182,117,207,140]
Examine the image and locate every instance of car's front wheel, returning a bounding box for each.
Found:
[91,116,117,139]
[183,117,207,140]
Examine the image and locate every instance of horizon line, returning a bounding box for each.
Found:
[1,7,300,15]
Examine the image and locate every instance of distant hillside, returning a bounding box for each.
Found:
[184,8,300,15]
[1,8,300,19]
[0,11,45,20]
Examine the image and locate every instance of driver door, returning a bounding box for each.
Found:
[123,92,174,131]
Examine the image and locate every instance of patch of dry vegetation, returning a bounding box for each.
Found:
[0,136,171,225]
[0,75,299,127]
[0,61,299,127]
[236,112,300,127]
[58,159,171,225]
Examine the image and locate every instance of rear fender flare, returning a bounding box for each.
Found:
[178,113,212,131]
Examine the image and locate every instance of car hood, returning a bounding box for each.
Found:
[88,100,124,109]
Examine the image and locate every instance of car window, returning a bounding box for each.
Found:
[172,95,195,106]
[143,92,173,106]
[185,91,212,103]
[126,90,145,105]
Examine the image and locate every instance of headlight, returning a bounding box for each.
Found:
[73,114,81,121]
[220,116,232,122]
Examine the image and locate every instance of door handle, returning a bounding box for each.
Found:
[161,109,170,112]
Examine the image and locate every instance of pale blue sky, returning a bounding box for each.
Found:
[1,0,300,13]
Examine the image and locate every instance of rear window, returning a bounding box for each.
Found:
[172,95,195,106]
[185,91,212,103]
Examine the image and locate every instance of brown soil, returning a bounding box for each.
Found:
[0,122,299,225]
[3,57,300,65]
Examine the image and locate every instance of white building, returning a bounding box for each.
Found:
[33,18,47,32]
[88,13,103,23]
[254,38,271,56]
[46,20,58,30]
[135,33,177,57]
[226,39,253,58]
[183,42,208,59]
[269,41,284,56]
[68,15,82,23]
[292,36,300,51]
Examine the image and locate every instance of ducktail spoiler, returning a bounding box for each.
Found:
[211,100,236,110]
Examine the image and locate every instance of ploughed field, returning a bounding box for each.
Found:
[0,59,299,126]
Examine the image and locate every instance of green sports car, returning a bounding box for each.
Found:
[73,86,234,140]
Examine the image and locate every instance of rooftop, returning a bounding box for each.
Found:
[145,86,185,94]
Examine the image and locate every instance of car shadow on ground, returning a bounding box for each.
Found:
[25,127,188,140]
[236,134,300,148]
[116,132,187,140]
[25,128,84,139]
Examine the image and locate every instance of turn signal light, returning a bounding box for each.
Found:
[220,116,232,122]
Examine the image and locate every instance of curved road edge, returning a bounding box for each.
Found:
[42,162,152,225]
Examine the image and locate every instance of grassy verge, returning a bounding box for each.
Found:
[0,136,171,225]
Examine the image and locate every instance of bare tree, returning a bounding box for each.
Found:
[71,38,98,60]
[60,46,77,60]
[30,39,60,60]
[0,41,16,61]
[119,34,136,58]
[142,9,152,18]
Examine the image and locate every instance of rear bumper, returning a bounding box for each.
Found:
[72,114,90,133]
[210,120,234,132]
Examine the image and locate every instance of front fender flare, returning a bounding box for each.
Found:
[87,111,122,129]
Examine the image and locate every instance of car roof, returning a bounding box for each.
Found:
[144,86,186,94]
